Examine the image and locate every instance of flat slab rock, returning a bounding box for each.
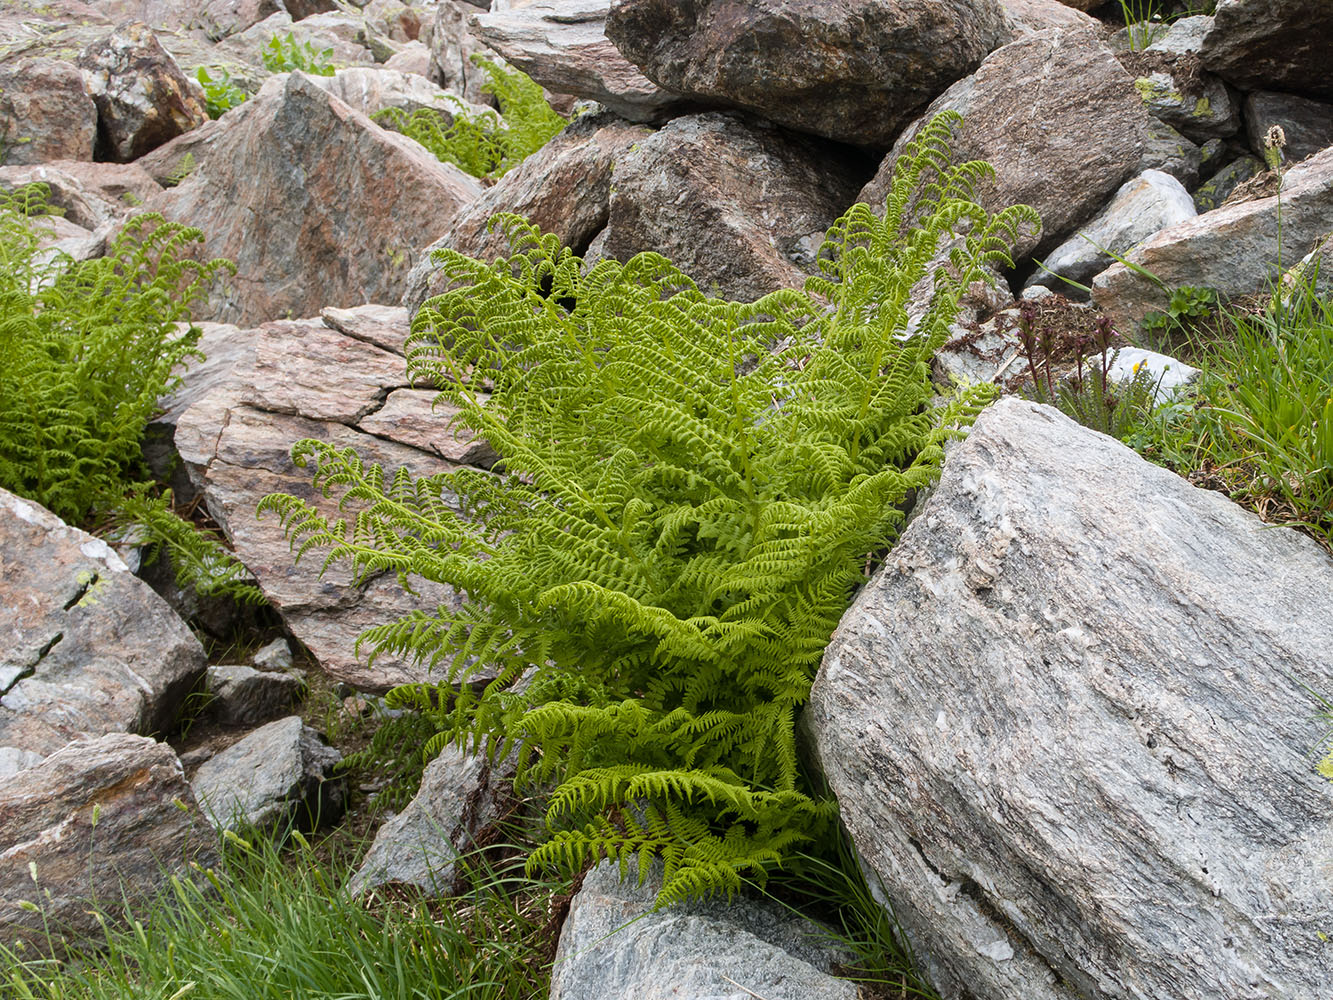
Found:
[0,733,217,951]
[808,397,1333,1000]
[549,862,857,1000]
[0,488,206,757]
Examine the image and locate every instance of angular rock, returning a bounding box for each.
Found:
[1137,118,1202,190]
[471,0,683,122]
[1244,91,1333,165]
[1144,13,1213,55]
[192,716,344,832]
[549,862,857,1000]
[321,302,413,354]
[999,0,1098,35]
[0,59,97,165]
[137,71,481,325]
[349,745,514,895]
[0,489,207,757]
[382,38,431,75]
[1122,60,1239,145]
[862,27,1161,259]
[1201,0,1333,100]
[0,746,45,780]
[808,397,1333,1000]
[425,0,499,107]
[252,637,294,672]
[1105,345,1199,403]
[77,22,209,162]
[599,112,862,301]
[1093,146,1333,331]
[307,65,484,117]
[215,10,375,69]
[185,0,285,42]
[1029,169,1196,290]
[404,111,651,313]
[206,663,305,725]
[0,733,217,951]
[358,391,499,466]
[1193,153,1263,212]
[606,0,1010,147]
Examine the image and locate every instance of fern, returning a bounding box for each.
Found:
[373,56,566,180]
[261,113,1041,905]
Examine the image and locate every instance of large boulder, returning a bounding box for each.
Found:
[0,59,97,165]
[136,71,481,325]
[596,112,863,302]
[861,27,1164,259]
[548,862,858,1000]
[1243,91,1333,165]
[605,0,1010,147]
[1093,145,1333,331]
[1201,0,1333,100]
[0,733,218,951]
[77,22,210,162]
[808,397,1333,1000]
[404,110,652,314]
[0,488,207,757]
[425,0,499,107]
[470,0,683,122]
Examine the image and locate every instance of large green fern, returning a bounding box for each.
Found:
[260,113,1040,905]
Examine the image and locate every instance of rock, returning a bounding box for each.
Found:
[136,71,481,325]
[0,59,97,165]
[1137,118,1202,190]
[185,0,285,42]
[1093,146,1333,331]
[1121,60,1239,145]
[1193,153,1263,212]
[213,10,376,73]
[1243,91,1333,165]
[606,0,1010,147]
[307,66,486,117]
[167,310,489,691]
[404,110,651,313]
[0,163,141,230]
[0,733,217,951]
[361,0,422,43]
[425,0,498,107]
[358,391,499,466]
[1144,13,1213,55]
[206,663,305,725]
[1029,169,1196,290]
[0,746,45,780]
[1201,0,1333,100]
[999,0,1098,35]
[0,488,207,757]
[861,27,1161,259]
[1105,345,1200,403]
[191,715,345,832]
[252,637,294,671]
[348,745,514,895]
[471,0,683,122]
[598,112,863,302]
[1278,230,1333,303]
[807,397,1333,1000]
[548,862,858,1000]
[382,38,430,75]
[77,23,209,162]
[321,302,413,354]
[0,2,115,66]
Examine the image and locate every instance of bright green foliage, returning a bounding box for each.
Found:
[373,56,566,180]
[260,113,1039,905]
[0,184,233,524]
[262,33,335,76]
[110,488,266,606]
[196,66,249,119]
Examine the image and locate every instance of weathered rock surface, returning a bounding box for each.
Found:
[808,397,1333,1000]
[137,71,481,325]
[0,733,217,950]
[191,715,345,831]
[349,745,514,895]
[1243,91,1333,165]
[999,0,1098,35]
[0,488,207,757]
[862,27,1160,258]
[1201,0,1333,100]
[1193,154,1263,212]
[1093,145,1333,330]
[206,663,305,725]
[549,862,858,1000]
[404,111,652,313]
[0,59,97,165]
[471,0,683,122]
[1124,61,1239,145]
[606,0,1010,147]
[307,66,486,117]
[252,637,294,672]
[77,22,210,162]
[1105,345,1199,403]
[598,112,862,301]
[0,162,159,230]
[0,747,45,780]
[425,0,498,106]
[1029,169,1196,290]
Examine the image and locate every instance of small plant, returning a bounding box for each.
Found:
[1015,301,1162,438]
[262,33,336,76]
[164,151,196,188]
[196,66,249,119]
[1139,284,1222,358]
[373,56,566,180]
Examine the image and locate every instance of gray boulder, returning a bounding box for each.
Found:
[191,715,345,832]
[1193,154,1264,212]
[206,663,305,725]
[0,488,207,756]
[808,397,1333,1000]
[549,862,858,1000]
[605,0,1010,147]
[1201,0,1333,100]
[1243,91,1333,165]
[0,733,217,951]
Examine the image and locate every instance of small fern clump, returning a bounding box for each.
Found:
[262,113,1039,905]
[373,56,566,180]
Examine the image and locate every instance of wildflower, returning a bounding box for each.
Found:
[1263,124,1287,170]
